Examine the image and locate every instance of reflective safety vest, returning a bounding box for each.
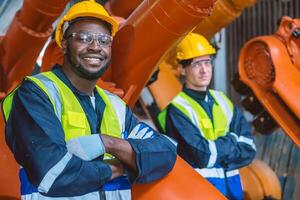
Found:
[158,90,243,200]
[2,71,130,200]
[3,71,126,142]
[158,90,233,140]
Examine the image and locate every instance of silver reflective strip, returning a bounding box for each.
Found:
[38,152,72,193]
[238,136,256,151]
[230,132,239,141]
[162,134,178,146]
[22,190,100,200]
[195,168,239,178]
[174,95,218,167]
[34,74,63,122]
[226,169,239,177]
[211,91,233,128]
[128,124,155,139]
[173,95,202,132]
[105,189,131,200]
[207,140,217,168]
[104,91,126,133]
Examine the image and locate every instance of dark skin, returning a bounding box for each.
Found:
[61,18,137,180]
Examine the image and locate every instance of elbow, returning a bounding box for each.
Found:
[248,149,257,164]
[195,156,210,169]
[240,149,257,168]
[133,136,177,184]
[135,150,177,184]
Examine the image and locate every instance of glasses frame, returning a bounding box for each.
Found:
[189,59,213,69]
[66,32,113,47]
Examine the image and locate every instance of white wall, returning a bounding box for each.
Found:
[213,29,228,95]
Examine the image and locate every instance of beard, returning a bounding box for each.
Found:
[66,44,111,80]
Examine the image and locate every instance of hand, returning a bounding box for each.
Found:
[66,134,105,161]
[106,159,124,180]
[100,134,137,172]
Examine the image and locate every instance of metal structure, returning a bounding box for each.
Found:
[0,0,227,199]
[227,0,300,199]
[0,0,298,199]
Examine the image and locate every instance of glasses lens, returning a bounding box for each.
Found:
[191,60,212,68]
[71,32,112,46]
[74,32,93,44]
[97,34,112,46]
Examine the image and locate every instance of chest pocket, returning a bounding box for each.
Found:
[200,118,213,129]
[62,111,90,142]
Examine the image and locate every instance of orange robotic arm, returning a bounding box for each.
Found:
[111,0,216,107]
[149,0,259,111]
[239,16,300,147]
[0,0,69,97]
[0,0,69,198]
[0,0,226,199]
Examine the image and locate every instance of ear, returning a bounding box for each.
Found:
[179,64,186,76]
[61,39,67,54]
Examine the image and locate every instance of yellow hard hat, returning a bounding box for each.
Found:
[176,33,216,61]
[55,0,119,48]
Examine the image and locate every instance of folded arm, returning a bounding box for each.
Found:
[165,105,255,169]
[5,81,113,197]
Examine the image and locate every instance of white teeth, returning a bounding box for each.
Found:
[83,58,100,62]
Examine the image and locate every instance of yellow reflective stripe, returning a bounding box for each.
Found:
[96,87,124,160]
[209,90,233,128]
[172,95,201,130]
[2,75,58,122]
[209,90,234,137]
[172,93,219,167]
[2,87,19,121]
[41,72,91,141]
[171,90,234,140]
[104,90,126,134]
[157,109,167,132]
[96,87,123,138]
[211,102,227,137]
[178,92,214,139]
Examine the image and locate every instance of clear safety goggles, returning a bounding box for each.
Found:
[189,59,212,69]
[67,32,112,47]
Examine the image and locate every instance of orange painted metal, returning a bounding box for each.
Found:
[0,0,227,198]
[239,165,264,200]
[111,0,216,107]
[41,39,63,72]
[0,0,69,197]
[240,159,281,200]
[239,16,300,147]
[193,0,258,40]
[150,0,259,111]
[0,111,20,200]
[107,0,143,18]
[148,61,182,110]
[0,0,69,95]
[132,156,226,200]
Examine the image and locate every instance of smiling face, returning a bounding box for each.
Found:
[181,55,213,91]
[62,18,112,80]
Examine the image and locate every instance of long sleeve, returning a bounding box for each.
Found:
[5,81,112,197]
[124,106,177,183]
[165,104,242,169]
[224,106,256,170]
[165,104,256,170]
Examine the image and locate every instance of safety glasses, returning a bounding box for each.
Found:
[189,59,212,69]
[67,32,112,47]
